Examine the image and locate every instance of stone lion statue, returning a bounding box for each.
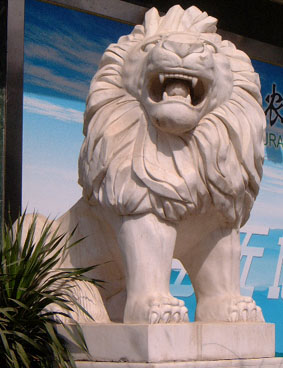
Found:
[29,5,267,324]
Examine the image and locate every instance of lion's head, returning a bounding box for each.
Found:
[79,5,266,226]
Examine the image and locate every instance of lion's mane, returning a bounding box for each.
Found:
[78,5,265,226]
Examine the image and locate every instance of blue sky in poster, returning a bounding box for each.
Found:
[23,0,132,215]
[24,0,132,101]
[247,60,283,229]
[23,0,283,226]
[23,0,283,353]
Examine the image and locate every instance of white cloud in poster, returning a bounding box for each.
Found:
[25,21,110,62]
[24,63,89,100]
[22,163,81,218]
[24,18,112,100]
[24,42,101,78]
[23,95,83,124]
[48,29,104,65]
[261,184,283,195]
[246,163,283,227]
[261,165,283,194]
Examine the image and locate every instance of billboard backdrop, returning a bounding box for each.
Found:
[23,0,283,354]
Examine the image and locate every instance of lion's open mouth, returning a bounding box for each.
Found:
[148,72,206,106]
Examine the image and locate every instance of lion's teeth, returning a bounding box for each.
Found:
[162,73,198,83]
[191,77,198,88]
[186,95,192,104]
[159,73,165,84]
[163,91,169,100]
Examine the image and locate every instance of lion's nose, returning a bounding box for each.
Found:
[163,41,203,58]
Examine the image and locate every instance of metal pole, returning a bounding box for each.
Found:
[4,0,25,222]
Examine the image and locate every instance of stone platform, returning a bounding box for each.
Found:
[59,322,275,363]
[74,358,283,368]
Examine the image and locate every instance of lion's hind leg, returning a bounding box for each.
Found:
[18,211,110,324]
[61,280,110,323]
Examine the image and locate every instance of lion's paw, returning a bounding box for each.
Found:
[124,295,189,324]
[149,297,189,324]
[196,295,264,322]
[229,296,264,322]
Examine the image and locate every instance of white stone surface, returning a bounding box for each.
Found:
[74,358,283,368]
[24,5,266,327]
[58,323,274,363]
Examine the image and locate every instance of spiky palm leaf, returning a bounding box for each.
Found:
[0,212,102,368]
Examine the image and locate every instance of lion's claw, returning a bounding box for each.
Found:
[149,300,189,324]
[150,311,159,324]
[125,295,189,324]
[229,297,264,322]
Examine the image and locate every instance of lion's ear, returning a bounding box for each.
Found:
[144,7,160,37]
[182,6,218,33]
[190,15,218,33]
[131,25,145,40]
[158,5,185,33]
[143,5,218,38]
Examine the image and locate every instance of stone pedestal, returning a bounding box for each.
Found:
[58,322,275,365]
[73,358,283,368]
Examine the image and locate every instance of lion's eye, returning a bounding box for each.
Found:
[204,44,216,53]
[141,40,160,53]
[189,43,204,53]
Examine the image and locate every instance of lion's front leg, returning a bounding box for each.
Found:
[182,227,264,322]
[117,213,188,324]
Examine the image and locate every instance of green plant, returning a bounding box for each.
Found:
[0,213,101,368]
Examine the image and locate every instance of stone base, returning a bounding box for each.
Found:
[73,358,283,368]
[58,322,275,363]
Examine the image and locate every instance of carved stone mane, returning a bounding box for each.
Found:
[79,5,265,227]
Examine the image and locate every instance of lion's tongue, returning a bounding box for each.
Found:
[164,80,191,102]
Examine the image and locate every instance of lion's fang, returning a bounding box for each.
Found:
[191,77,198,88]
[159,74,165,84]
[163,91,168,100]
